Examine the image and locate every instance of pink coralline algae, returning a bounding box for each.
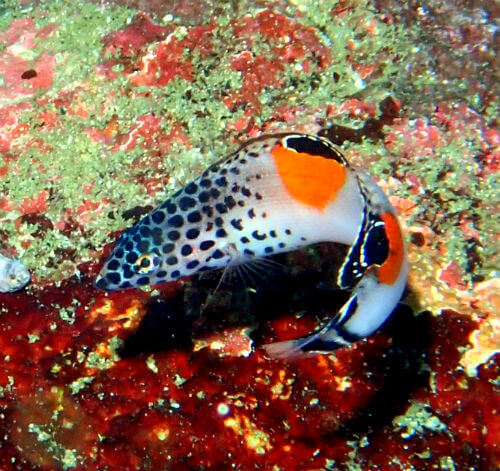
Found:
[0,19,56,101]
[0,1,498,470]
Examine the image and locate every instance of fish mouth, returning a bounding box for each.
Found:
[94,271,117,291]
[94,276,108,290]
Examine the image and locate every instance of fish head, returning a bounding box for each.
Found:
[0,257,30,293]
[95,218,168,291]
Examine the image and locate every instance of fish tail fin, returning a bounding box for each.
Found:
[262,322,352,360]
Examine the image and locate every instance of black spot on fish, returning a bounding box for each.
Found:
[140,226,152,237]
[137,240,150,252]
[187,210,202,223]
[215,203,227,214]
[137,276,150,285]
[185,182,198,194]
[123,269,134,279]
[199,191,210,203]
[201,205,214,217]
[186,260,199,269]
[186,228,200,239]
[224,196,236,209]
[166,203,177,214]
[181,245,192,256]
[168,230,180,241]
[167,256,178,266]
[162,243,175,254]
[230,219,243,230]
[216,228,227,238]
[152,211,165,224]
[107,272,121,284]
[179,196,197,211]
[215,177,228,187]
[107,259,120,270]
[126,252,138,264]
[212,249,225,259]
[252,230,266,241]
[168,215,184,228]
[200,240,215,250]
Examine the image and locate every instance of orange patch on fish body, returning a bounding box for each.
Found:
[271,143,346,211]
[377,212,405,284]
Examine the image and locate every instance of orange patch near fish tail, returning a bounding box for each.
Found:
[271,144,346,210]
[377,212,405,284]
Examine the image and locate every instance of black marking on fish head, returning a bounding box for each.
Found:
[95,211,169,291]
[281,134,348,165]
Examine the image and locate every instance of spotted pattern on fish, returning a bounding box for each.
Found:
[95,133,408,358]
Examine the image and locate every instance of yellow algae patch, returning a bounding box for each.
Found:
[193,326,254,357]
[460,278,500,376]
[224,415,272,455]
[154,425,170,442]
[84,336,123,373]
[87,297,147,332]
[269,369,295,400]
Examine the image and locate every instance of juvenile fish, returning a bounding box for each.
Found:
[0,253,30,293]
[96,134,408,358]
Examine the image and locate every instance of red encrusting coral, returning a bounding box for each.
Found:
[1,271,498,470]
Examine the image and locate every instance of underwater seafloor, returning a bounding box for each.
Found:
[0,0,498,470]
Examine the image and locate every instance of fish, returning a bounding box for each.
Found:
[95,133,408,358]
[0,253,30,293]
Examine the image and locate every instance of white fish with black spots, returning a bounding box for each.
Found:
[96,133,408,358]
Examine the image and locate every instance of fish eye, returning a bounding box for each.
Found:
[134,254,161,274]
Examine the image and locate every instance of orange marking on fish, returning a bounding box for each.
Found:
[271,144,346,210]
[377,212,405,284]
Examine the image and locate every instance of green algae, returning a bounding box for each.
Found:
[3,0,486,289]
[27,421,81,470]
[393,400,447,439]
